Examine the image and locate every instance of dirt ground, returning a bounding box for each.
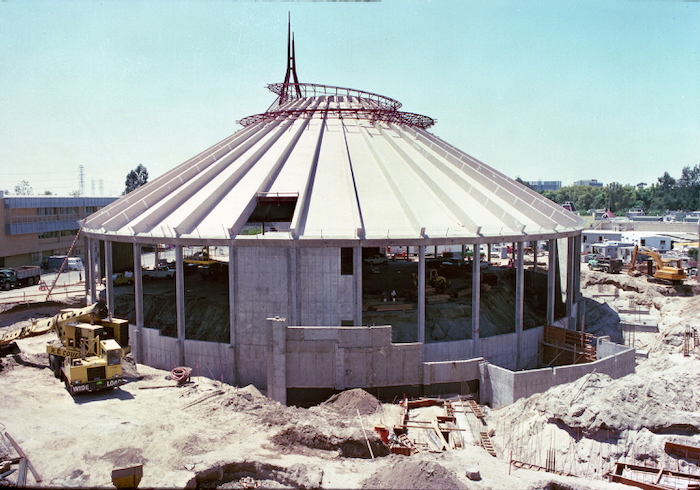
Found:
[1,268,699,489]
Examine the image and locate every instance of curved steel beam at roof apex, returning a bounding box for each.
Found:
[267,82,402,111]
[238,107,436,130]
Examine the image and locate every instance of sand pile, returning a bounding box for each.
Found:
[360,459,471,489]
[488,271,700,479]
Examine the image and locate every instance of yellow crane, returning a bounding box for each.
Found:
[0,301,131,395]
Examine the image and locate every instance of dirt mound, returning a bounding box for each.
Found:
[319,388,381,417]
[192,460,324,490]
[271,423,388,458]
[360,458,470,489]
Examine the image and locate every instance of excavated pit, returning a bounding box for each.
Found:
[190,460,324,490]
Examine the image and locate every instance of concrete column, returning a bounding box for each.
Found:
[105,241,114,317]
[471,244,481,356]
[533,240,538,272]
[287,247,297,327]
[547,239,557,325]
[175,244,185,366]
[83,234,90,301]
[515,241,525,369]
[86,236,95,303]
[354,246,362,326]
[133,243,144,364]
[94,239,101,302]
[266,316,287,405]
[573,234,583,330]
[418,246,426,344]
[566,236,575,329]
[228,245,238,384]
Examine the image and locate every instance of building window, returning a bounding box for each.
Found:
[341,248,353,275]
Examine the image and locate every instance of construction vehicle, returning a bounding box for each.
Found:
[0,301,131,395]
[0,266,41,290]
[628,245,687,284]
[412,269,451,293]
[587,254,623,274]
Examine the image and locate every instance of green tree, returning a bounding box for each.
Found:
[650,172,679,211]
[124,164,149,194]
[678,164,700,211]
[14,180,32,195]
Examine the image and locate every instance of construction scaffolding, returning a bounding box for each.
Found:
[541,324,596,366]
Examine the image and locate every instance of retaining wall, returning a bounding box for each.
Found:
[131,323,635,410]
[485,339,636,408]
[422,326,544,370]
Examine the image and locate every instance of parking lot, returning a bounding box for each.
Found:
[0,269,88,309]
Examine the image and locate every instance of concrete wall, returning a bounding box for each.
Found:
[422,327,543,371]
[298,248,355,325]
[484,340,636,408]
[286,325,423,389]
[132,321,635,410]
[235,247,290,387]
[233,246,357,388]
[133,325,234,384]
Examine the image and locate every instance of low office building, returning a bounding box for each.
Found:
[0,191,116,268]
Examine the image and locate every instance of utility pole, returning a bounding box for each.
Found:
[78,165,85,196]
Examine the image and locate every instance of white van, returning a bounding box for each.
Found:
[65,257,84,271]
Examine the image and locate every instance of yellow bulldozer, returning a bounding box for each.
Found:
[0,301,131,395]
[628,245,687,285]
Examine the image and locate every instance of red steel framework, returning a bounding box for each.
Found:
[240,19,437,130]
[238,103,436,130]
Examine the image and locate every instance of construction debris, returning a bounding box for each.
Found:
[1,431,42,487]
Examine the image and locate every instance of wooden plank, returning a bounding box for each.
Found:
[665,441,700,461]
[431,418,448,451]
[17,458,27,488]
[373,303,412,312]
[401,424,466,431]
[426,294,450,304]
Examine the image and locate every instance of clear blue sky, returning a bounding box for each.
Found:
[1,1,698,196]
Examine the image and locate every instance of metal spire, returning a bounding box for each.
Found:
[282,13,302,102]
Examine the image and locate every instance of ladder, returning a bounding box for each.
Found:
[479,431,497,457]
[45,228,82,301]
[398,434,420,454]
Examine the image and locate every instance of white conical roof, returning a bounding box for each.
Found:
[83,82,583,245]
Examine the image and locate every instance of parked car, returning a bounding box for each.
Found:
[364,254,389,265]
[142,266,176,279]
[103,272,134,286]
